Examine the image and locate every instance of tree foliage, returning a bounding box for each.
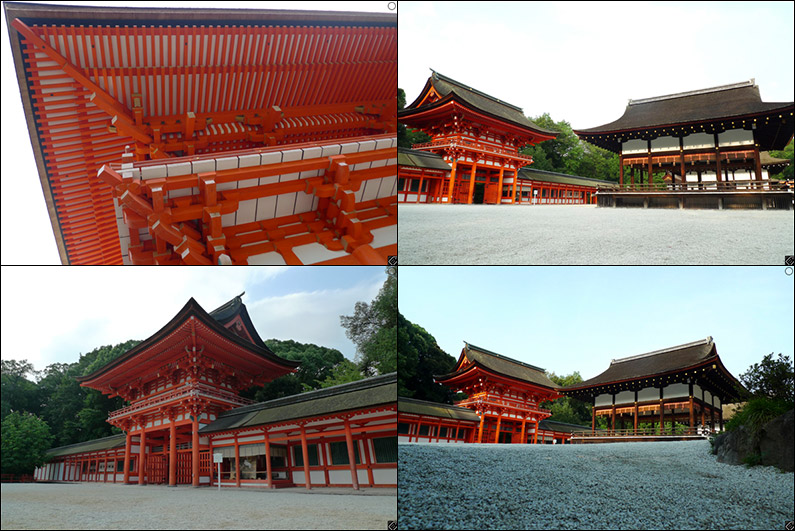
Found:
[769,139,794,181]
[319,359,365,388]
[241,339,349,402]
[397,88,431,149]
[340,267,397,376]
[541,372,592,426]
[520,113,620,182]
[1,411,53,475]
[739,352,794,404]
[397,312,459,403]
[1,359,40,419]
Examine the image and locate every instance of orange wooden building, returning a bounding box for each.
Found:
[398,71,558,204]
[433,343,567,444]
[5,2,396,264]
[33,295,397,489]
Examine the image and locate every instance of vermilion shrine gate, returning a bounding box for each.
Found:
[5,2,397,263]
[398,71,562,205]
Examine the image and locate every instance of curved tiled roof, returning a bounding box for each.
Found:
[575,80,794,153]
[436,342,557,390]
[397,396,480,422]
[401,71,558,137]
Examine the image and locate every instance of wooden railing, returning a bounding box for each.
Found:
[108,383,254,420]
[570,426,711,438]
[600,179,792,192]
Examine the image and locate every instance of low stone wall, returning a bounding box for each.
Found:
[714,409,794,471]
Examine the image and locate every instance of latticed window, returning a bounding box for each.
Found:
[329,441,360,465]
[292,444,320,467]
[372,437,397,463]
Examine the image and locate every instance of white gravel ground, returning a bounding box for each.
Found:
[397,204,795,265]
[0,483,396,530]
[398,441,794,530]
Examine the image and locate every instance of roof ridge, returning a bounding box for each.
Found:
[431,69,525,113]
[629,80,755,106]
[398,396,473,410]
[610,337,713,365]
[465,342,546,373]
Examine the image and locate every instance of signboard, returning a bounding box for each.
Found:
[213,453,223,464]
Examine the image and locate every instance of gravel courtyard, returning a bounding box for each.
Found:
[1,483,396,530]
[398,441,794,530]
[398,204,795,265]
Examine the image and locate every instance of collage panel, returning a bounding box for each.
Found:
[396,265,794,530]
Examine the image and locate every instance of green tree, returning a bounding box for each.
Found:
[739,352,794,404]
[1,359,40,419]
[320,359,365,388]
[398,88,431,149]
[541,372,592,426]
[769,139,793,181]
[340,267,397,376]
[1,411,53,476]
[397,312,459,403]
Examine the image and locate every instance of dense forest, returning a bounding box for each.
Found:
[1,268,396,475]
[399,88,794,183]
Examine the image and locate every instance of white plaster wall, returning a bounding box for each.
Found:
[329,470,351,485]
[718,128,753,146]
[664,382,689,399]
[651,136,679,152]
[622,139,647,154]
[373,468,397,485]
[683,132,714,149]
[704,389,713,405]
[638,387,659,402]
[615,390,634,405]
[595,393,612,407]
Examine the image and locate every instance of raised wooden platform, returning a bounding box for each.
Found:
[597,190,792,210]
[570,434,708,444]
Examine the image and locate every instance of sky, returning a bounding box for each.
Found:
[398,266,794,384]
[399,2,794,129]
[0,266,387,374]
[0,0,397,265]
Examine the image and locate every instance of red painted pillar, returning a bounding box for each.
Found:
[123,431,131,484]
[300,424,311,490]
[343,418,360,490]
[169,421,176,486]
[138,428,146,485]
[192,415,200,487]
[264,430,273,489]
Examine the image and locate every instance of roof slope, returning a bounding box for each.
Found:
[401,70,558,136]
[437,342,557,390]
[575,80,794,152]
[517,167,618,189]
[200,372,396,433]
[77,296,299,386]
[397,397,480,422]
[397,147,451,171]
[563,337,718,390]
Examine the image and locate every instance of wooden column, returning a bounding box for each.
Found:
[447,159,457,203]
[619,154,624,186]
[416,175,424,204]
[659,388,665,435]
[263,430,273,489]
[633,391,639,435]
[533,420,539,444]
[300,424,311,490]
[493,413,502,444]
[343,417,360,490]
[647,143,653,186]
[591,398,596,434]
[123,431,132,484]
[714,134,722,183]
[477,413,485,443]
[169,420,176,486]
[679,137,686,190]
[497,166,505,204]
[138,428,147,485]
[192,414,199,487]
[466,162,477,204]
[520,416,527,444]
[234,435,241,488]
[688,382,695,430]
[753,145,763,184]
[511,169,519,204]
[611,394,616,435]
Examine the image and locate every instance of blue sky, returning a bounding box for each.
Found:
[398,266,794,382]
[1,266,387,373]
[400,2,794,129]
